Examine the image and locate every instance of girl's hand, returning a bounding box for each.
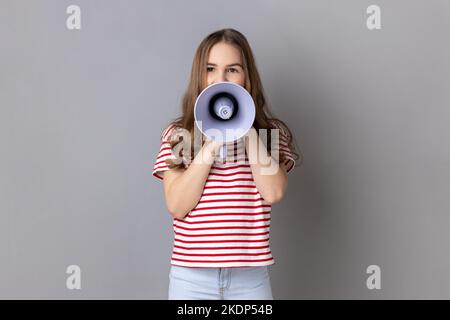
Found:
[195,138,223,165]
[204,138,224,156]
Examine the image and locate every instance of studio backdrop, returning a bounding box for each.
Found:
[1,0,449,299]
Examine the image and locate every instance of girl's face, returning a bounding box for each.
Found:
[205,41,246,88]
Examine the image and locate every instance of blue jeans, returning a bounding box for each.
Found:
[168,265,274,300]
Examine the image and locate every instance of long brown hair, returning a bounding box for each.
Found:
[165,28,302,169]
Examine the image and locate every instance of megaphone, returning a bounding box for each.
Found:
[194,82,256,160]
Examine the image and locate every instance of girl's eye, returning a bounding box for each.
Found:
[207,67,239,73]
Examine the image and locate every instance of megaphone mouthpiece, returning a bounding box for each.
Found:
[209,92,239,121]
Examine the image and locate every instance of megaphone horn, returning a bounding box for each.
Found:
[194,82,256,160]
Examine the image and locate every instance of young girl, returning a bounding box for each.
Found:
[152,28,301,300]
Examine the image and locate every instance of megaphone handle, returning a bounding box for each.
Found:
[219,143,227,160]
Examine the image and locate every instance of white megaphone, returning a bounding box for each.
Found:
[194,82,256,160]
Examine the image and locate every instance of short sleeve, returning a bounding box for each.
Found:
[152,124,179,180]
[270,120,296,174]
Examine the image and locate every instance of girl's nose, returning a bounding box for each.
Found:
[209,71,228,86]
[217,71,227,83]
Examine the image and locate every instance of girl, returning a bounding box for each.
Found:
[152,28,301,300]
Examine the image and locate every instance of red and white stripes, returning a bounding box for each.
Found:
[152,123,295,268]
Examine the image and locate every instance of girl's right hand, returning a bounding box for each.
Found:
[203,139,224,160]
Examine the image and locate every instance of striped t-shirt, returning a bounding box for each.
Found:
[152,122,295,268]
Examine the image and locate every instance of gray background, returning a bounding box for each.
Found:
[1,0,449,299]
